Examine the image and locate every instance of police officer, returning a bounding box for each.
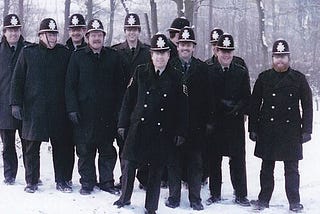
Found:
[113,33,188,214]
[112,13,150,189]
[249,39,313,213]
[10,18,72,193]
[65,13,87,51]
[0,14,29,185]
[206,33,251,206]
[166,26,211,211]
[65,19,124,195]
[167,17,190,60]
[205,28,247,70]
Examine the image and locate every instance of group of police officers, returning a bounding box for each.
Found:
[0,12,313,214]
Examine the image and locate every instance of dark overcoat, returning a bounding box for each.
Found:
[205,55,248,70]
[112,40,150,84]
[208,61,251,156]
[171,57,212,150]
[10,43,70,141]
[118,63,188,164]
[65,46,125,144]
[0,36,29,129]
[249,68,313,161]
[65,37,86,51]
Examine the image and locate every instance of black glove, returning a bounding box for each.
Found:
[68,112,80,125]
[249,132,258,142]
[174,136,185,146]
[302,133,311,143]
[11,105,23,120]
[206,123,215,136]
[118,128,126,140]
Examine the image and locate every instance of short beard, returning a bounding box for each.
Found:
[273,63,289,72]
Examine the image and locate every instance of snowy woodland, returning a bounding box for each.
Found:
[0,0,320,213]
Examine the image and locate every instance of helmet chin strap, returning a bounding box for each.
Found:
[45,33,52,49]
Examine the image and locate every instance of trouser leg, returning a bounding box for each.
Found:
[23,140,41,185]
[284,160,300,204]
[145,164,163,211]
[0,129,18,180]
[258,160,275,203]
[118,160,138,203]
[229,155,248,197]
[76,143,97,189]
[187,150,202,203]
[167,149,182,203]
[209,154,222,197]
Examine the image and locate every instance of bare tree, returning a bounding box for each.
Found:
[150,0,158,35]
[256,0,268,68]
[106,0,116,46]
[120,0,129,14]
[86,0,93,21]
[63,0,71,43]
[3,0,10,20]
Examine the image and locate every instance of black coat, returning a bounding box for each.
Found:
[118,63,188,164]
[65,46,125,144]
[10,42,71,141]
[208,61,251,156]
[249,68,313,161]
[205,55,248,70]
[0,36,29,129]
[171,57,212,150]
[112,40,150,85]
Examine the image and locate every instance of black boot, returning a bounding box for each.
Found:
[289,203,304,213]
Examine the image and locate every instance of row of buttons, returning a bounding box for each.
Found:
[272,93,293,97]
[270,106,292,110]
[269,118,291,123]
[146,91,168,97]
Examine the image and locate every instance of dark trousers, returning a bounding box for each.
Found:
[209,154,248,198]
[23,138,74,185]
[258,160,300,204]
[76,139,117,190]
[118,160,164,211]
[167,149,202,203]
[64,130,75,182]
[0,129,25,180]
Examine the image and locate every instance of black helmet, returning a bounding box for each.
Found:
[69,14,86,28]
[38,18,58,34]
[210,28,224,44]
[272,39,290,55]
[86,19,106,35]
[124,13,141,28]
[150,33,170,51]
[178,26,196,44]
[3,14,22,29]
[168,17,190,32]
[216,33,235,50]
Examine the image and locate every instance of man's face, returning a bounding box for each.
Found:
[4,27,21,45]
[217,49,234,67]
[170,32,180,45]
[151,51,170,70]
[125,27,140,43]
[211,44,218,56]
[272,54,290,72]
[177,42,194,60]
[87,31,104,51]
[69,27,86,44]
[39,32,58,49]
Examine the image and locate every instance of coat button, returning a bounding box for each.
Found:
[288,107,291,110]
[144,104,148,108]
[270,118,274,121]
[289,93,293,97]
[271,106,275,109]
[146,91,150,95]
[157,122,161,126]
[160,108,164,111]
[141,117,145,121]
[163,94,167,97]
[272,93,276,96]
[286,120,290,123]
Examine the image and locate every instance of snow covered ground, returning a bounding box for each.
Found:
[0,111,319,214]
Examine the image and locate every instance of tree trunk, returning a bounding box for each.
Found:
[256,0,268,69]
[144,13,152,42]
[106,0,116,46]
[86,0,93,21]
[150,0,158,35]
[18,0,24,34]
[3,0,10,21]
[63,0,71,43]
[184,0,194,25]
[172,0,184,17]
[120,0,129,14]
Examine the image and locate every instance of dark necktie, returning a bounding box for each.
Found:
[156,70,160,77]
[131,47,135,56]
[224,67,229,72]
[10,46,15,53]
[183,62,188,74]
